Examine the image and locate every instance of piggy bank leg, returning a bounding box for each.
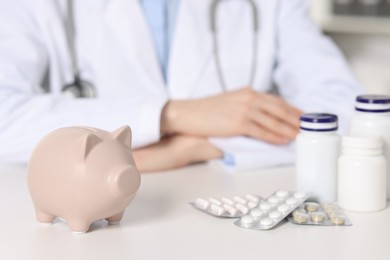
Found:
[106,211,124,225]
[67,220,91,234]
[35,209,56,224]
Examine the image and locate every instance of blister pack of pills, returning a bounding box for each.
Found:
[234,190,308,230]
[190,194,262,218]
[288,202,352,226]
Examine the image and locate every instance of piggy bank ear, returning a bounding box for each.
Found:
[112,126,132,149]
[80,133,101,160]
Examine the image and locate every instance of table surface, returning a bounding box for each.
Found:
[0,163,389,260]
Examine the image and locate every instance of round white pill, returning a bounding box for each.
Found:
[294,191,306,199]
[260,217,273,226]
[259,202,272,211]
[209,198,222,206]
[223,204,238,216]
[235,203,249,214]
[247,201,258,209]
[268,196,280,204]
[245,194,260,203]
[241,215,255,225]
[210,204,225,216]
[286,198,298,205]
[195,198,210,210]
[221,197,235,205]
[250,208,264,218]
[234,196,247,205]
[269,210,282,219]
[277,204,289,213]
[276,190,289,198]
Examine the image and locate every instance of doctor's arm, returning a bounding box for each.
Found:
[152,0,362,171]
[0,3,166,163]
[273,0,362,131]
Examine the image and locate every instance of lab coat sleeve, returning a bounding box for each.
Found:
[0,3,166,163]
[273,0,363,132]
[209,0,363,172]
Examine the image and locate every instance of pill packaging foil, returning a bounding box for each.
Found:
[190,194,262,218]
[234,190,309,230]
[288,202,352,226]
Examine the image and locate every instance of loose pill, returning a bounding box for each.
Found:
[223,204,238,216]
[247,201,258,209]
[210,204,225,216]
[277,204,290,213]
[259,202,272,211]
[260,218,273,226]
[209,198,222,206]
[221,197,235,205]
[236,203,249,214]
[269,210,282,219]
[276,190,289,198]
[195,198,210,210]
[245,194,260,204]
[234,196,247,205]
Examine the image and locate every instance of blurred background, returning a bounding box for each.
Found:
[310,0,390,95]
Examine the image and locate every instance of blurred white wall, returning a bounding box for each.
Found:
[310,0,390,95]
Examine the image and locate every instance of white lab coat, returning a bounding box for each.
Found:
[0,0,361,169]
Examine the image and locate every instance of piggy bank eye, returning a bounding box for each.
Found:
[111,126,132,149]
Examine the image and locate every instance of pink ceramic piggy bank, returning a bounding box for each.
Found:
[28,126,141,233]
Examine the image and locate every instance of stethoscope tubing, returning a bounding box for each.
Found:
[210,0,259,92]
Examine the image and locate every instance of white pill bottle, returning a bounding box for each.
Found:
[349,95,390,198]
[295,113,340,202]
[338,135,387,212]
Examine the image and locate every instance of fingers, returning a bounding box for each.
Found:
[252,92,302,129]
[244,122,290,145]
[248,110,299,140]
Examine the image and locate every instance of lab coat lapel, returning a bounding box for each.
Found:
[168,0,213,98]
[104,0,165,89]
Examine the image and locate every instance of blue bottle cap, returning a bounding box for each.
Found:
[300,113,338,132]
[356,95,390,113]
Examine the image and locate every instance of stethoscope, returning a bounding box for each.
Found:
[62,0,259,97]
[210,0,259,92]
[62,0,96,98]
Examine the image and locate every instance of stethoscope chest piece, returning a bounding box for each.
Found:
[62,76,96,98]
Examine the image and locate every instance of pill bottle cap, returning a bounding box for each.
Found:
[300,113,338,132]
[356,95,390,113]
[342,135,383,149]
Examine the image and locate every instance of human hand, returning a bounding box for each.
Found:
[161,88,303,144]
[132,135,222,173]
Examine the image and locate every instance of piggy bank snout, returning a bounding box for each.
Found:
[110,165,141,196]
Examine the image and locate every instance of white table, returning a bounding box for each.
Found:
[0,163,389,260]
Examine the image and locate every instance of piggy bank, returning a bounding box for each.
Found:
[28,126,141,233]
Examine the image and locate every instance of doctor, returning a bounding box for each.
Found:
[0,0,361,172]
